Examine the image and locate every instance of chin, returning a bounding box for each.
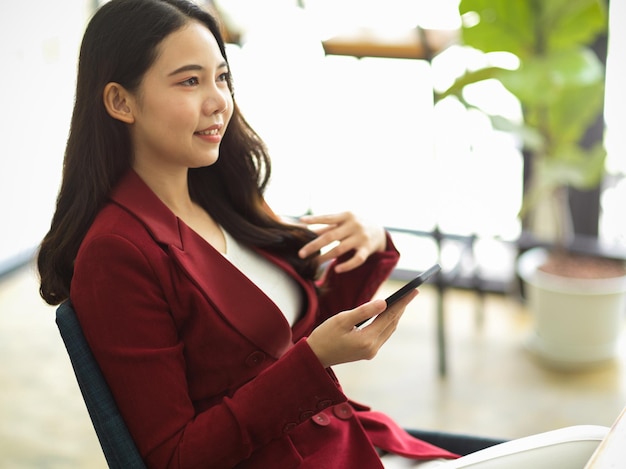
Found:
[193,156,220,168]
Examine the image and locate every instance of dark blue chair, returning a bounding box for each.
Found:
[56,301,147,469]
[56,301,506,467]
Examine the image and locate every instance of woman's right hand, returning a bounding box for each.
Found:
[306,290,418,368]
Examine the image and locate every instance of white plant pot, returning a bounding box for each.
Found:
[517,247,626,369]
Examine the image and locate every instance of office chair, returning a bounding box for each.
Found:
[56,300,147,469]
[56,301,609,468]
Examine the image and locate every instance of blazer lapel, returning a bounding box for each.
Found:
[170,222,294,358]
[109,170,305,359]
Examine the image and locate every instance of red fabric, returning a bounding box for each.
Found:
[70,170,458,468]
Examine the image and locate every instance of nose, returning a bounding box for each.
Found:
[202,85,229,115]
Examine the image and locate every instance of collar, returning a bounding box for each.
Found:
[108,170,314,358]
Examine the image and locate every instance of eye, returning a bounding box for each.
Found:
[217,72,230,84]
[180,76,200,87]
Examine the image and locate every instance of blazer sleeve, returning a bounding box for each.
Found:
[71,234,346,469]
[315,231,400,322]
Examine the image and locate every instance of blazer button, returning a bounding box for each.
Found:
[333,403,354,420]
[245,351,266,367]
[316,399,333,411]
[283,422,298,433]
[311,412,330,426]
[299,410,314,422]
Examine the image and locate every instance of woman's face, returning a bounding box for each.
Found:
[128,21,233,175]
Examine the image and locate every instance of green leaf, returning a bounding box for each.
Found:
[489,114,544,151]
[459,0,607,58]
[499,48,604,103]
[455,0,609,245]
[539,143,606,190]
[540,0,608,52]
[460,0,535,57]
[547,75,604,145]
[435,66,507,102]
[496,48,605,145]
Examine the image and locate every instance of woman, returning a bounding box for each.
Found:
[38,0,460,466]
[37,0,607,468]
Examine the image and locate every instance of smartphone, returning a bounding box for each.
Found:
[356,263,441,328]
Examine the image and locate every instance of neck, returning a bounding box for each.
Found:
[131,166,224,251]
[132,165,194,217]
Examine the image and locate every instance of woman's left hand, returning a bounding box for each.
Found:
[297,212,386,273]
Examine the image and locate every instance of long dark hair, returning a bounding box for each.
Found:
[38,0,318,305]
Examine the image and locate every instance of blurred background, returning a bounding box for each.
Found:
[0,0,625,467]
[1,0,625,275]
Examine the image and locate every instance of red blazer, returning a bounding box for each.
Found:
[70,170,457,468]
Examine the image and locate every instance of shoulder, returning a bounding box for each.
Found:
[86,202,158,245]
[78,202,166,268]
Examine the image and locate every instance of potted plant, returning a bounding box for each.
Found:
[436,0,626,368]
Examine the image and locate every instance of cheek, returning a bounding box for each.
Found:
[137,99,176,128]
[165,100,195,125]
[224,97,235,126]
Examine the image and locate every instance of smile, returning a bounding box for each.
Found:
[195,129,219,136]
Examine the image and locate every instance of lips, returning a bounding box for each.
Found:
[194,124,223,144]
[195,128,219,136]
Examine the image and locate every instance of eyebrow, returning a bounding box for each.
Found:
[168,61,228,76]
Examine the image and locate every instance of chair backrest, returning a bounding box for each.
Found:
[56,300,147,469]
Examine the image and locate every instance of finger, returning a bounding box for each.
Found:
[369,289,418,333]
[318,222,367,258]
[299,225,350,259]
[333,247,369,273]
[300,212,348,226]
[338,299,388,330]
[306,223,335,236]
[298,239,321,259]
[313,235,357,263]
[351,299,387,329]
[299,233,337,259]
[386,288,419,313]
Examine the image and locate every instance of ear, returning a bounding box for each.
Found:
[103,82,135,124]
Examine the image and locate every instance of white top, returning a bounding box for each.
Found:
[222,228,303,326]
